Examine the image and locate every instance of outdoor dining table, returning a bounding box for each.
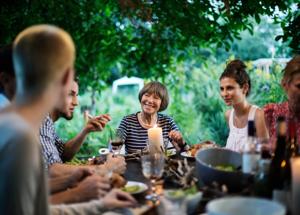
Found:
[123,154,206,215]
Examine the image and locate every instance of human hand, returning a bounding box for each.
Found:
[169,130,184,146]
[105,153,127,174]
[68,167,93,188]
[71,175,111,202]
[102,189,137,209]
[84,114,111,133]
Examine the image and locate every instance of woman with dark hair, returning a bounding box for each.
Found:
[117,81,186,154]
[220,59,269,152]
[264,56,300,149]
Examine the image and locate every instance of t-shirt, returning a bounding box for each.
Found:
[117,112,179,153]
[0,113,49,215]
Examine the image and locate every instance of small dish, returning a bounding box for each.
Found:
[180,151,194,158]
[166,148,177,157]
[122,181,148,194]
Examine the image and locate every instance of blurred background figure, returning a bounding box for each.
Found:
[264,56,300,149]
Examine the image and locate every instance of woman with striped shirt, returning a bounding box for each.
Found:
[117,81,186,154]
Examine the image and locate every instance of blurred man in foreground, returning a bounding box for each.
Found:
[0,25,136,215]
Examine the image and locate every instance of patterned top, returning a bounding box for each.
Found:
[117,112,179,154]
[39,115,65,167]
[264,101,300,149]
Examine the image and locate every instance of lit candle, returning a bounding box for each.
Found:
[147,125,163,154]
[291,157,300,215]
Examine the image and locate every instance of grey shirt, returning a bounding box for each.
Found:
[0,113,49,215]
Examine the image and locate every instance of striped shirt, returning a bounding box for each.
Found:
[39,115,65,168]
[117,112,179,153]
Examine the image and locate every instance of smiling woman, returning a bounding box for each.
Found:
[219,60,269,152]
[117,81,187,154]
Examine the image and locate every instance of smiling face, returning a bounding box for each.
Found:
[140,92,162,115]
[220,77,248,106]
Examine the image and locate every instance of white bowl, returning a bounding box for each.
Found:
[207,197,286,215]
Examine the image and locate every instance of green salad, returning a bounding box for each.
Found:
[122,185,141,193]
[214,164,236,172]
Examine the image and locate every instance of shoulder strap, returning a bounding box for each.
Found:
[228,109,234,128]
[248,105,258,121]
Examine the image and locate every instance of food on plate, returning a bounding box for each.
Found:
[186,141,217,157]
[122,185,141,193]
[166,185,198,198]
[111,173,127,188]
[214,164,236,172]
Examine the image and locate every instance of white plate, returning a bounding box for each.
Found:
[207,197,286,215]
[180,151,194,158]
[122,181,148,194]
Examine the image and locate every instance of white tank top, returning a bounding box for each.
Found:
[225,105,258,152]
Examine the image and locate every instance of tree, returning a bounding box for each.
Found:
[0,0,298,90]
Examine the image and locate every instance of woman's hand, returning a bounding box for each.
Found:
[102,189,137,209]
[169,130,184,146]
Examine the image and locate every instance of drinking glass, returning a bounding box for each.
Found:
[141,153,165,202]
[109,130,124,157]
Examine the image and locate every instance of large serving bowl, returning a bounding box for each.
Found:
[206,197,286,215]
[195,148,251,192]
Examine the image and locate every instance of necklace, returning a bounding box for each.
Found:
[139,112,158,128]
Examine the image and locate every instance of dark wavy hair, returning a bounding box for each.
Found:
[219,59,251,96]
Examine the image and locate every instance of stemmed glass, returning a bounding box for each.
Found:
[109,130,124,157]
[141,153,165,202]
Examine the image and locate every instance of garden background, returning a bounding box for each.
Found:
[1,1,299,157]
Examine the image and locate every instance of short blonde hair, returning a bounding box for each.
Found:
[138,81,169,111]
[13,24,75,101]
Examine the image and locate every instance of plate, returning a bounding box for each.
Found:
[166,148,177,157]
[122,181,148,194]
[180,151,194,158]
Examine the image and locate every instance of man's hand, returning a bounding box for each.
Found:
[67,167,93,188]
[84,114,111,133]
[105,153,127,175]
[70,175,111,202]
[102,189,137,209]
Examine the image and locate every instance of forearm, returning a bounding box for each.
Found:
[50,188,80,204]
[63,129,89,161]
[50,174,74,194]
[49,163,81,178]
[50,200,107,215]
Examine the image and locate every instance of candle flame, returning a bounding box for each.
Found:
[153,124,157,128]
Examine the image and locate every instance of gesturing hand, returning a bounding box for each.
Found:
[102,189,137,209]
[84,114,111,133]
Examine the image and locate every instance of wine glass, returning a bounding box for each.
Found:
[141,153,165,202]
[109,130,124,157]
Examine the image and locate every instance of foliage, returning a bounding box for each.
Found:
[56,59,285,156]
[0,0,298,91]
